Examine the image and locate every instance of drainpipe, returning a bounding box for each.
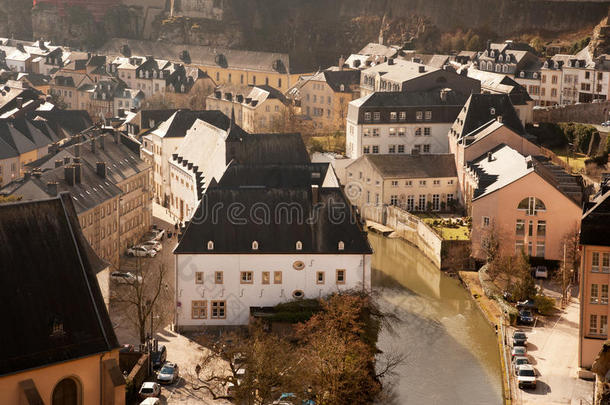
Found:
[174,253,178,332]
[99,351,107,405]
[362,253,366,292]
[579,246,585,368]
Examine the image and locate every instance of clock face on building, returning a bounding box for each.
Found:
[293,261,305,270]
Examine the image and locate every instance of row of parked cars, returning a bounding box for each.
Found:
[127,229,165,258]
[110,228,165,284]
[137,344,180,403]
[510,330,537,390]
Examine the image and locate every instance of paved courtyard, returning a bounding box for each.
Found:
[509,283,594,405]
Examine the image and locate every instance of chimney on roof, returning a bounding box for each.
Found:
[418,66,425,73]
[24,171,31,181]
[497,115,503,123]
[74,163,82,184]
[99,134,105,150]
[311,184,319,205]
[526,156,534,169]
[64,165,75,186]
[90,138,96,153]
[96,162,106,178]
[47,182,58,196]
[338,55,345,70]
[55,159,63,168]
[32,170,42,179]
[16,97,23,108]
[487,151,493,162]
[74,143,80,157]
[388,58,394,65]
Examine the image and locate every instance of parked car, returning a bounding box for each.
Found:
[516,364,537,389]
[157,362,179,384]
[513,356,530,375]
[534,266,548,279]
[119,344,134,353]
[151,345,167,369]
[140,240,162,251]
[111,271,142,284]
[139,398,160,405]
[518,310,535,325]
[511,345,527,359]
[512,331,527,346]
[127,245,157,258]
[146,228,166,241]
[138,382,160,398]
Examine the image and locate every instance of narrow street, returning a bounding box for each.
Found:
[509,282,594,405]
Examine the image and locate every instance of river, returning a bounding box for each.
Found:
[370,232,503,405]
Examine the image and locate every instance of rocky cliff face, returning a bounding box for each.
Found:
[5,0,610,71]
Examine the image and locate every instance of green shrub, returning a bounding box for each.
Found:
[535,295,555,315]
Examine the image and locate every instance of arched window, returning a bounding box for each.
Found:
[517,197,546,216]
[495,64,501,72]
[52,378,79,405]
[252,241,259,250]
[502,65,508,73]
[519,71,525,78]
[487,61,493,71]
[533,72,538,79]
[296,241,302,251]
[207,241,214,250]
[338,241,345,251]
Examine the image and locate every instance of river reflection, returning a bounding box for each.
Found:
[370,233,502,405]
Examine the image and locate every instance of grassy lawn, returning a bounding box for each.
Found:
[415,213,471,241]
[551,148,587,171]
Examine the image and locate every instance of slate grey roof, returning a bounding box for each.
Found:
[218,162,331,188]
[352,89,468,108]
[230,132,310,165]
[2,161,122,214]
[0,194,118,376]
[360,154,458,179]
[468,144,533,200]
[581,184,610,246]
[153,110,236,138]
[322,70,360,93]
[175,184,371,255]
[451,93,525,140]
[100,38,293,74]
[29,110,93,137]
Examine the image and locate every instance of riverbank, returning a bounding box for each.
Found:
[458,271,512,405]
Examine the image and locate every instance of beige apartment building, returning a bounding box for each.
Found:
[1,133,151,267]
[579,178,610,368]
[345,154,459,220]
[289,69,361,133]
[206,84,290,132]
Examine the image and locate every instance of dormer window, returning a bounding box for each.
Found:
[338,241,345,251]
[252,241,259,250]
[533,72,538,79]
[340,84,345,91]
[519,71,525,78]
[207,240,214,250]
[296,241,303,251]
[498,55,503,62]
[490,107,496,115]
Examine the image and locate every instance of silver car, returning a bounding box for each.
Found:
[156,362,179,384]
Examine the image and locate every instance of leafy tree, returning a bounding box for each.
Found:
[529,37,545,55]
[466,34,482,51]
[49,92,68,110]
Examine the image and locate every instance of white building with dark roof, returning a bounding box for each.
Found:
[173,162,372,328]
[345,153,459,218]
[346,89,469,159]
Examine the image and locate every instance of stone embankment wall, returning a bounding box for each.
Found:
[534,101,610,124]
[366,205,443,267]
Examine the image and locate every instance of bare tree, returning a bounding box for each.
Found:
[558,225,581,304]
[111,259,169,344]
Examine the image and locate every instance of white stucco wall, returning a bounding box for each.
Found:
[175,253,372,326]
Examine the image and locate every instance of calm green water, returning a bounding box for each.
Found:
[370,233,503,405]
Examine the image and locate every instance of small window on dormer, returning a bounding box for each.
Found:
[338,241,345,251]
[207,241,214,250]
[296,241,303,250]
[490,107,496,115]
[252,241,259,250]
